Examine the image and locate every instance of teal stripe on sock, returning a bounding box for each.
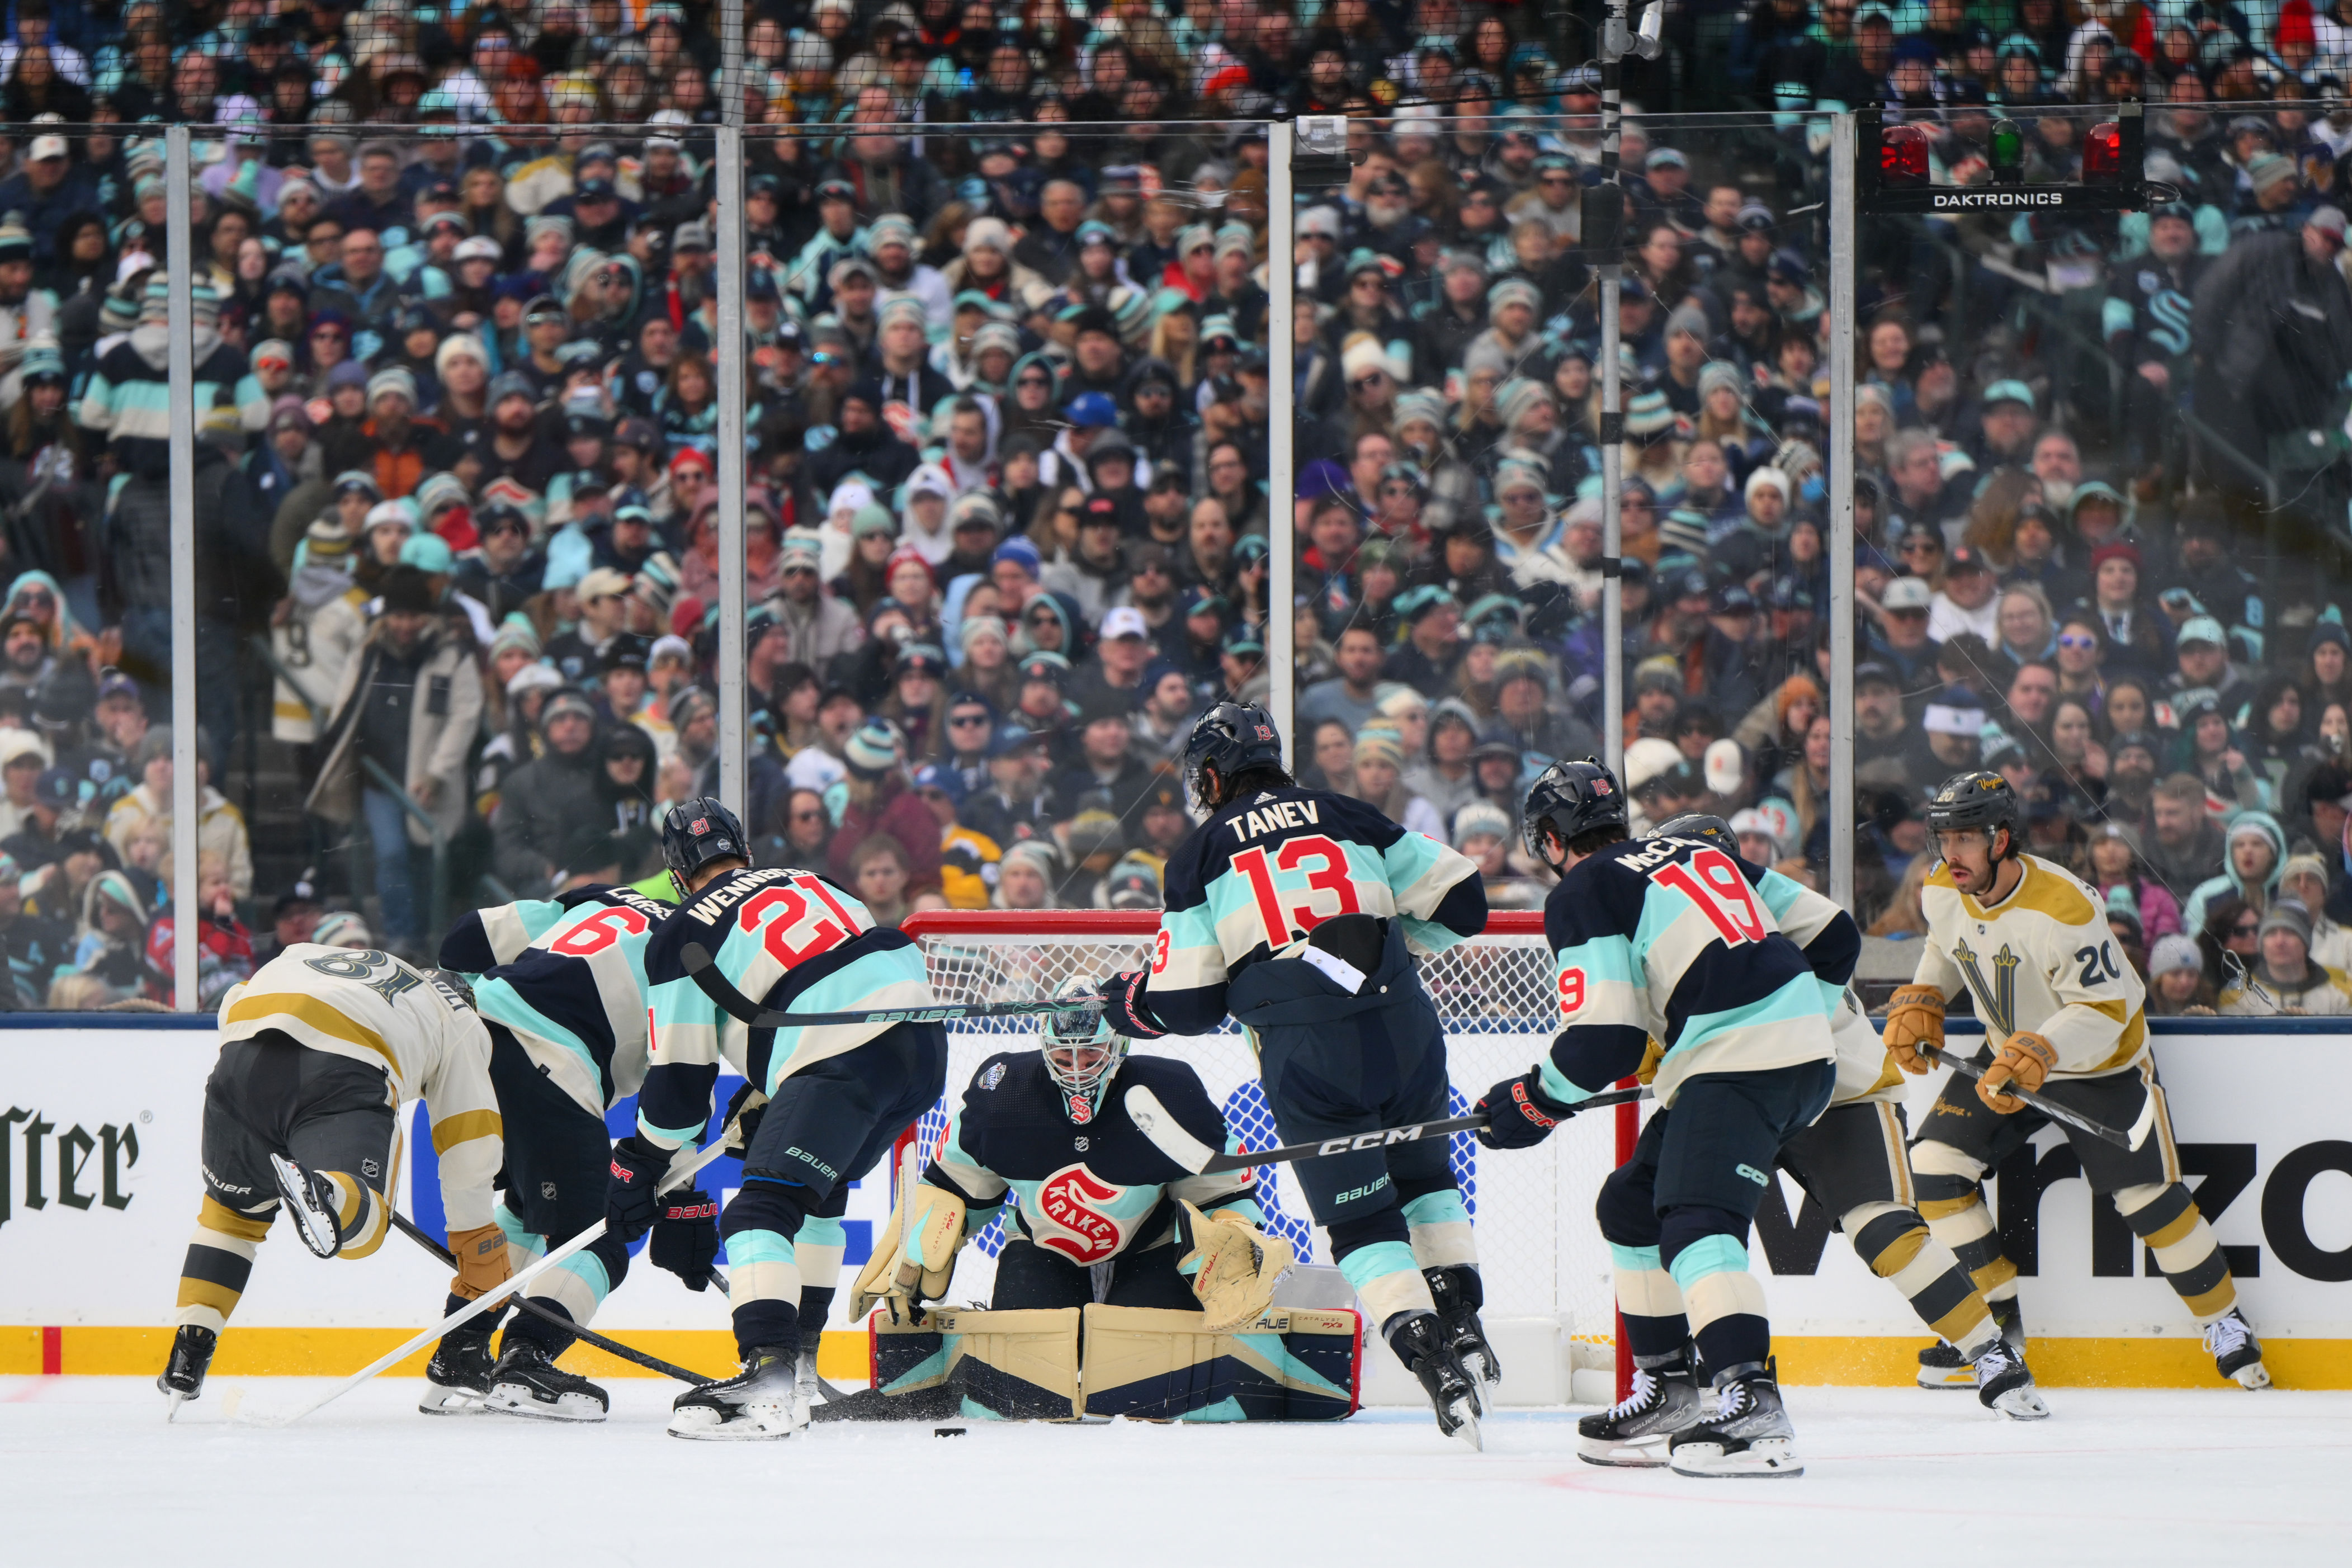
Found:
[1668,1234,1750,1290]
[555,1247,613,1305]
[1400,1191,1470,1227]
[1336,1239,1421,1293]
[799,1216,847,1249]
[1609,1242,1663,1272]
[493,1203,545,1260]
[730,1229,799,1267]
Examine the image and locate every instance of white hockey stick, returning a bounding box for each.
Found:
[246,1121,743,1428]
[1123,1081,1646,1175]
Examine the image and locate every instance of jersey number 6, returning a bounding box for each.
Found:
[549,905,652,956]
[1652,848,1767,948]
[1233,834,1361,950]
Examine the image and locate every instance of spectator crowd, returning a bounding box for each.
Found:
[0,0,2341,1018]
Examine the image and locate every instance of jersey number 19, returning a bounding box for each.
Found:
[1651,849,1767,948]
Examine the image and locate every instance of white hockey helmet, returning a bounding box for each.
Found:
[1039,975,1126,1126]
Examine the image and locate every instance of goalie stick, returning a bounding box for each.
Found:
[1924,1043,2155,1151]
[681,942,1104,1029]
[1123,1082,1649,1175]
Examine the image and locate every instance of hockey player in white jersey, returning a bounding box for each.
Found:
[1885,771,2269,1390]
[1476,761,1835,1477]
[157,946,507,1416]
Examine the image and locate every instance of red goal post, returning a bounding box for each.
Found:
[891,909,1638,1402]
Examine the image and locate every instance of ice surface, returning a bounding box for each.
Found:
[7,1377,2348,1567]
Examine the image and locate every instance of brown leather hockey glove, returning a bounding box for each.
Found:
[1881,984,1947,1075]
[447,1222,512,1301]
[1977,1032,2058,1114]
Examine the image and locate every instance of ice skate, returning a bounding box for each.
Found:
[419,1322,496,1415]
[1916,1337,1973,1388]
[1971,1339,2049,1420]
[1390,1311,1482,1452]
[1577,1356,1704,1466]
[2204,1307,2270,1389]
[669,1345,805,1440]
[1669,1360,1803,1478]
[158,1325,216,1420]
[268,1153,344,1259]
[1424,1265,1501,1391]
[483,1338,609,1421]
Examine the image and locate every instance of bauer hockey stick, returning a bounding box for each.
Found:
[252,1119,745,1428]
[1925,1045,2156,1151]
[1123,1082,1650,1176]
[681,942,1104,1029]
[384,1210,725,1386]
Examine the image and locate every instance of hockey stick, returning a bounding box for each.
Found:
[1925,1045,2155,1151]
[1123,1082,1649,1176]
[249,1123,743,1428]
[681,941,1103,1029]
[384,1209,721,1386]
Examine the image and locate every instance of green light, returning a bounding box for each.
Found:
[1990,119,2024,184]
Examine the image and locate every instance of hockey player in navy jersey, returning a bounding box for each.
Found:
[1477,761,1836,1477]
[618,798,947,1439]
[434,878,707,1422]
[1100,701,1495,1447]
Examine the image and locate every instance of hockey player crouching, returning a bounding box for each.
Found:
[1885,771,2270,1391]
[1099,702,1498,1448]
[1477,761,1835,1478]
[832,984,1298,1420]
[158,946,509,1416]
[1573,813,2044,1469]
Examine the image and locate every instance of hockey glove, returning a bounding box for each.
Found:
[447,1222,512,1301]
[1881,984,1947,1075]
[1475,1070,1575,1150]
[1177,1202,1294,1333]
[650,1188,721,1289]
[721,1081,769,1153]
[604,1135,670,1243]
[1977,1031,2058,1114]
[850,1177,968,1321]
[1100,968,1167,1040]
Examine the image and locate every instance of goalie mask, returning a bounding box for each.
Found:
[1040,977,1127,1125]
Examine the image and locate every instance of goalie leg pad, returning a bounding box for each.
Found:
[897,1307,1083,1420]
[1081,1304,1362,1422]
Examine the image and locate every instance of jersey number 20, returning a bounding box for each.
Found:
[1232,834,1359,950]
[1651,848,1767,947]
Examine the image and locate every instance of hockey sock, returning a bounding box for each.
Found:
[1401,1188,1477,1272]
[1846,1201,1997,1358]
[1328,1210,1435,1338]
[175,1197,273,1333]
[1609,1243,1691,1365]
[2113,1182,2237,1324]
[722,1178,810,1357]
[1910,1140,2019,1298]
[320,1170,388,1259]
[796,1213,847,1352]
[493,1202,546,1272]
[1663,1211,1769,1371]
[503,1297,580,1358]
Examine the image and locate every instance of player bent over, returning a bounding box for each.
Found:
[1886,772,2268,1390]
[1101,702,1496,1448]
[613,798,948,1439]
[159,947,508,1416]
[433,878,718,1422]
[829,984,1295,1420]
[1477,762,1835,1478]
[1571,815,2044,1466]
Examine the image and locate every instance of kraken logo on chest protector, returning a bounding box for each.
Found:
[1034,1165,1128,1264]
[1952,937,2019,1038]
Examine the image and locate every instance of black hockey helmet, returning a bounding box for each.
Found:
[661,796,750,890]
[1182,700,1286,811]
[1649,812,1736,853]
[1925,769,2021,854]
[1521,757,1628,863]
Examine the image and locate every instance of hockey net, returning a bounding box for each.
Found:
[898,910,1631,1385]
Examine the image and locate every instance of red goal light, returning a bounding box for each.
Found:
[1881,123,1930,186]
[2083,121,2122,182]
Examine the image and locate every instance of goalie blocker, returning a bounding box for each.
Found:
[868,1303,1363,1422]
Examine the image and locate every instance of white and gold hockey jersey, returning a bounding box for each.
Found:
[1911,854,2148,1079]
[216,945,504,1229]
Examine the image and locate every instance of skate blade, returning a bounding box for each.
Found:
[1989,1386,2051,1420]
[1466,1350,1503,1388]
[483,1386,608,1422]
[2232,1361,2273,1390]
[1916,1368,1975,1390]
[1441,1396,1483,1453]
[668,1403,800,1441]
[1669,1438,1803,1479]
[268,1154,340,1259]
[418,1388,490,1416]
[164,1389,190,1423]
[1576,1434,1671,1468]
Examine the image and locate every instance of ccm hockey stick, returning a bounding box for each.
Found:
[384,1210,724,1386]
[681,942,1103,1029]
[1925,1044,2155,1151]
[1124,1082,1649,1176]
[249,1116,747,1427]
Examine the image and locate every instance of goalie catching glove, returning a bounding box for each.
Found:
[1176,1202,1293,1333]
[852,1177,969,1322]
[1977,1031,2058,1114]
[1881,984,1945,1074]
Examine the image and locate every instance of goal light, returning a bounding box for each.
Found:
[1292,114,1361,188]
[1857,102,2150,214]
